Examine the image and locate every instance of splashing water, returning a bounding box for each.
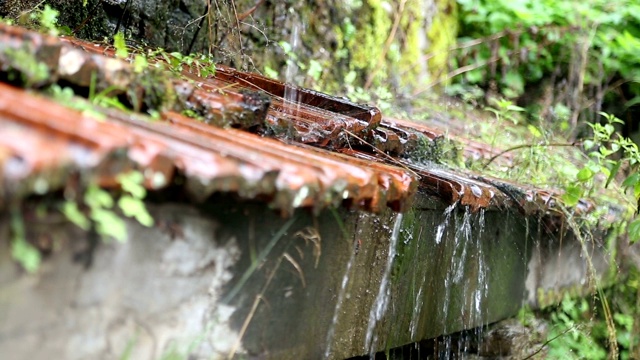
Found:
[364,213,403,355]
[438,208,490,359]
[435,203,457,244]
[409,285,424,338]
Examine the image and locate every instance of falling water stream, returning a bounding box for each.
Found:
[436,206,488,358]
[323,213,364,359]
[283,23,302,117]
[409,202,457,339]
[435,203,457,245]
[364,213,404,355]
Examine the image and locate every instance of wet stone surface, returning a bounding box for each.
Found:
[0,195,611,359]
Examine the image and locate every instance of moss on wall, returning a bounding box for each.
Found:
[427,0,458,84]
[332,0,459,93]
[349,1,392,74]
[1,0,459,98]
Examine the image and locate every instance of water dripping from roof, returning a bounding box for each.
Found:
[364,212,403,356]
[323,233,359,359]
[435,202,457,245]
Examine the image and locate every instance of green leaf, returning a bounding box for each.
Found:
[117,171,147,199]
[11,209,41,273]
[38,5,59,35]
[629,219,640,243]
[528,125,542,138]
[623,172,640,188]
[264,66,278,79]
[502,71,525,96]
[561,185,583,206]
[61,201,90,230]
[91,208,128,242]
[605,160,622,188]
[133,55,148,73]
[307,60,323,81]
[576,167,594,182]
[84,184,114,209]
[11,236,41,273]
[344,71,357,85]
[114,32,128,59]
[118,195,154,227]
[604,124,615,136]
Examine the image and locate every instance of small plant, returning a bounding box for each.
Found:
[33,5,61,36]
[545,294,608,359]
[485,98,525,125]
[161,52,217,78]
[542,269,640,359]
[61,171,154,243]
[567,112,640,242]
[10,206,41,273]
[113,32,129,59]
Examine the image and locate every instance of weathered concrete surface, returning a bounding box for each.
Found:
[0,193,613,359]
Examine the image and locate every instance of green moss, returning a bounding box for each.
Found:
[336,0,459,91]
[348,0,392,74]
[0,47,50,87]
[427,0,459,84]
[396,1,424,88]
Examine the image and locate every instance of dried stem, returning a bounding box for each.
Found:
[482,142,580,170]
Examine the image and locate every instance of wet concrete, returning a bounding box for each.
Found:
[0,192,612,359]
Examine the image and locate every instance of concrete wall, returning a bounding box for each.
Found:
[0,193,612,359]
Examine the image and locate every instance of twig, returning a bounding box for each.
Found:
[399,25,577,79]
[520,326,576,360]
[482,142,580,170]
[237,0,265,22]
[413,55,502,96]
[187,1,210,54]
[114,0,131,35]
[559,205,619,359]
[227,256,282,359]
[216,0,264,49]
[72,0,105,35]
[363,0,407,90]
[230,0,241,50]
[222,216,297,303]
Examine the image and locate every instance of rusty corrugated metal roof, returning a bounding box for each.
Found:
[0,23,567,216]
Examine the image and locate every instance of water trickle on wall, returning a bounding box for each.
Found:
[323,216,362,359]
[364,212,404,355]
[436,202,457,245]
[408,219,428,339]
[435,206,490,359]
